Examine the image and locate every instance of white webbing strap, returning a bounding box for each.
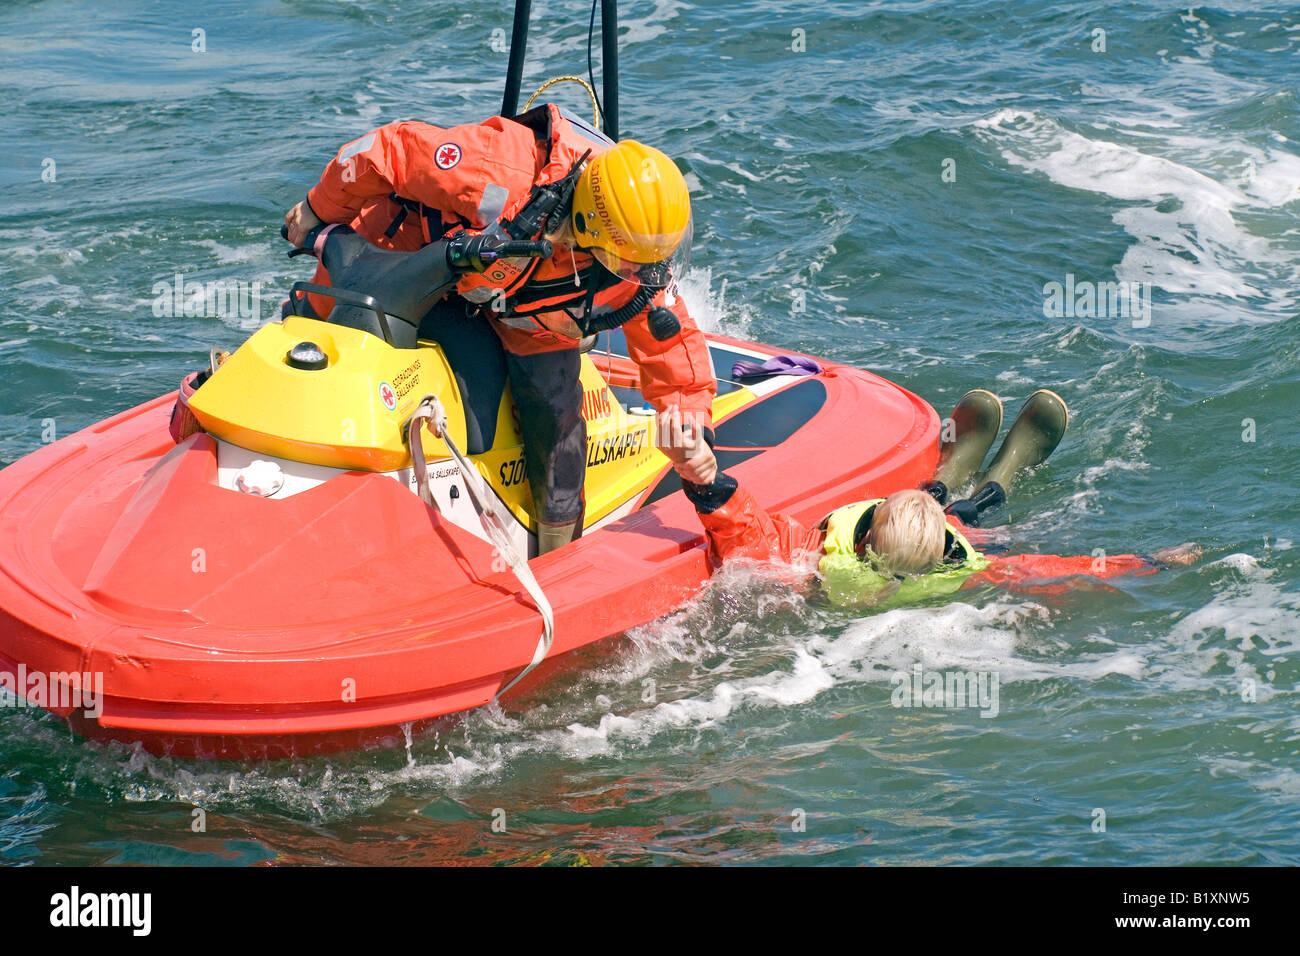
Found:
[408,396,555,702]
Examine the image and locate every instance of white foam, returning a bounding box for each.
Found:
[196,238,264,265]
[975,109,1244,205]
[823,600,1147,683]
[1241,148,1300,207]
[520,0,682,63]
[1169,556,1300,658]
[1133,556,1300,701]
[995,369,1032,385]
[352,90,380,122]
[972,108,1300,316]
[678,265,752,340]
[1205,756,1300,795]
[534,591,1152,760]
[12,274,85,311]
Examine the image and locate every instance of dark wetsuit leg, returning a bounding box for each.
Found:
[504,348,586,525]
[418,297,508,456]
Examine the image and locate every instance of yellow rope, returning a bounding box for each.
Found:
[523,76,601,129]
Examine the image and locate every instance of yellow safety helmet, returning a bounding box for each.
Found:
[571,140,692,288]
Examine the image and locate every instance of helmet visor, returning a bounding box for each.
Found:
[588,215,692,289]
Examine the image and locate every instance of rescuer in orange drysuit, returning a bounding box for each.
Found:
[284,104,716,553]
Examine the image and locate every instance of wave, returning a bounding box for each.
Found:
[972,107,1300,317]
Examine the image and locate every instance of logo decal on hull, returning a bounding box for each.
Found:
[379,381,397,411]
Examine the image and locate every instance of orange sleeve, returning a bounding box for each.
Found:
[974,553,1158,588]
[696,482,815,565]
[621,288,717,427]
[306,118,540,229]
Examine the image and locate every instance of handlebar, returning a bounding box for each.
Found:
[496,239,555,258]
[282,223,328,259]
[445,232,553,272]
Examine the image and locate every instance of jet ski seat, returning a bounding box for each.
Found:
[315,226,457,350]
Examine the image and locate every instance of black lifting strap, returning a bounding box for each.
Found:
[385,193,443,240]
[384,205,409,239]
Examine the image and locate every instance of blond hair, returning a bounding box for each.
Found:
[866,489,946,575]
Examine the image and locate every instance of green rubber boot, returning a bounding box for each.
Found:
[536,519,581,556]
[923,389,1003,504]
[978,388,1069,494]
[945,389,1069,526]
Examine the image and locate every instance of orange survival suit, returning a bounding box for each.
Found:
[682,474,1161,595]
[300,104,717,529]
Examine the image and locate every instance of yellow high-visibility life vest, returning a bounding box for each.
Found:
[816,499,988,608]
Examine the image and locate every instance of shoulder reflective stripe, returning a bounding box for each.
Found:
[478,184,510,224]
[499,316,543,330]
[338,132,376,164]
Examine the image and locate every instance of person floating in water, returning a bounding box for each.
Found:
[668,388,1200,607]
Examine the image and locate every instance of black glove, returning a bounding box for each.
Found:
[944,481,1006,527]
[446,230,553,272]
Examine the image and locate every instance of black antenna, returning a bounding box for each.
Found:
[600,0,619,140]
[501,0,531,117]
[501,0,618,140]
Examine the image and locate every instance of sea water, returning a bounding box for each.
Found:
[1,0,1297,865]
